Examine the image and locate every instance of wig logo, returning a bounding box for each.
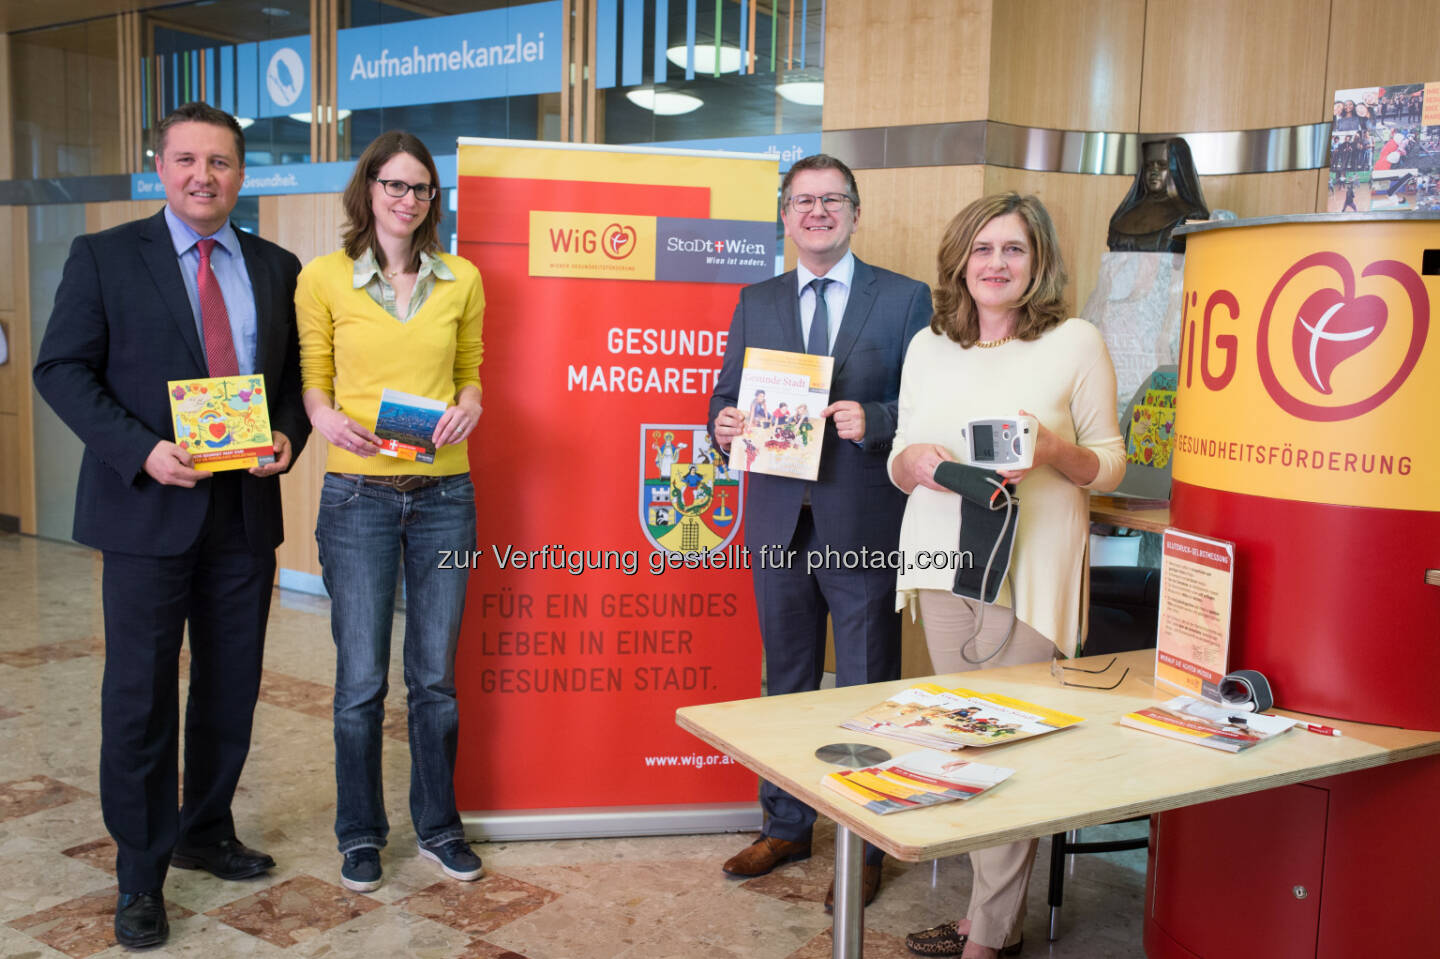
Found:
[602,223,638,260]
[528,211,655,281]
[1257,251,1429,421]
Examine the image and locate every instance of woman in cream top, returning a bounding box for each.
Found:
[888,193,1123,959]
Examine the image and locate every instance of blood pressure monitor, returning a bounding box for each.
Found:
[959,415,1036,470]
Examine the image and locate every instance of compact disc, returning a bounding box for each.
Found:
[814,743,892,768]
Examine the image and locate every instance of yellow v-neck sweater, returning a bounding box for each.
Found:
[297,248,485,475]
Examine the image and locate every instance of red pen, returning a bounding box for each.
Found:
[1296,722,1342,737]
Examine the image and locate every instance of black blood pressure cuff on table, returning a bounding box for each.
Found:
[1219,669,1275,713]
[933,462,1019,605]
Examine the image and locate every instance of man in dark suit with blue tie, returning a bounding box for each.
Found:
[709,154,932,909]
[33,102,308,950]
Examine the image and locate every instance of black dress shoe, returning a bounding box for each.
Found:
[171,838,275,880]
[115,891,168,949]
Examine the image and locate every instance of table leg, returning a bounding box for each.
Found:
[832,824,864,959]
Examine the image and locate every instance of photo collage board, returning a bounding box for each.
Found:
[1327,81,1440,213]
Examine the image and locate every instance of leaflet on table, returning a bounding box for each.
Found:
[167,374,274,471]
[841,683,1085,751]
[1121,695,1297,753]
[373,388,447,463]
[727,347,832,481]
[822,750,1016,815]
[1154,529,1236,701]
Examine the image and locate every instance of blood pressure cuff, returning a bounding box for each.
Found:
[933,462,1019,605]
[1219,669,1274,714]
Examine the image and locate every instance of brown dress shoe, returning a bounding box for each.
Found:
[722,835,812,877]
[823,862,882,912]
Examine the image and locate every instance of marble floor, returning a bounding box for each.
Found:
[0,532,1146,958]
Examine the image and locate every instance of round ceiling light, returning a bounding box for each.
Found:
[625,88,705,116]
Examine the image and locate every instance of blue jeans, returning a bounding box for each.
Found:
[315,472,476,853]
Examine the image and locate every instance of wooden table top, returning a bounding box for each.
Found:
[1087,495,1172,535]
[676,649,1440,862]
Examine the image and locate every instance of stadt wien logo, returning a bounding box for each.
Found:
[639,425,742,553]
[1257,251,1429,421]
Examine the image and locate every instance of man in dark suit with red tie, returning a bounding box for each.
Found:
[709,154,932,910]
[33,102,308,950]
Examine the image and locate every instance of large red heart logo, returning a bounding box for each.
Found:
[209,423,228,439]
[1292,288,1386,394]
[602,223,637,260]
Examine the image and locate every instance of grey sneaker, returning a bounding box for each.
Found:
[340,848,382,892]
[418,839,484,881]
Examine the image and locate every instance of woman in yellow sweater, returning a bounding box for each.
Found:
[295,131,485,894]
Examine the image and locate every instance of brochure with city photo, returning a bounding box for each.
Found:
[841,683,1085,751]
[727,347,832,481]
[822,750,1016,815]
[373,388,447,463]
[167,374,275,472]
[1121,695,1297,753]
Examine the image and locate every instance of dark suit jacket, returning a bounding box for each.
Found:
[708,257,932,555]
[34,209,308,556]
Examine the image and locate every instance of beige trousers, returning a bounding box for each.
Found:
[918,589,1054,950]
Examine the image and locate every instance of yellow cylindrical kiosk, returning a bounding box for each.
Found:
[1147,212,1440,959]
[1170,212,1440,728]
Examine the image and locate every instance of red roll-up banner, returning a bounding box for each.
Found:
[453,140,779,818]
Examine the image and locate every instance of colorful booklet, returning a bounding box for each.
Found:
[373,388,447,463]
[1121,695,1297,753]
[727,347,833,481]
[841,684,1085,751]
[167,374,274,471]
[822,750,1015,815]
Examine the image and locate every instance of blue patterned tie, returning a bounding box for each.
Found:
[806,277,832,355]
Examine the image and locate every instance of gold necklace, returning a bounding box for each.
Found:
[975,334,1016,349]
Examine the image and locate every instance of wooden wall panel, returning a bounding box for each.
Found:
[0,207,14,316]
[1139,0,1330,132]
[980,168,1133,318]
[848,166,987,291]
[263,193,346,579]
[824,0,992,130]
[1198,170,1322,220]
[1325,0,1440,108]
[989,0,1145,131]
[0,313,17,412]
[86,200,164,234]
[2,207,37,532]
[10,18,121,178]
[261,192,346,267]
[0,34,13,181]
[0,414,25,523]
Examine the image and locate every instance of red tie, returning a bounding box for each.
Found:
[197,238,239,377]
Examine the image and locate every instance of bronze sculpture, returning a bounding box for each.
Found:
[1107,138,1209,253]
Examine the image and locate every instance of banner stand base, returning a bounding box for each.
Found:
[462,802,761,842]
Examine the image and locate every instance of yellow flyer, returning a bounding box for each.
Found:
[167,374,275,471]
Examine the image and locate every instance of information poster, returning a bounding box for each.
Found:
[1154,529,1236,701]
[453,140,777,811]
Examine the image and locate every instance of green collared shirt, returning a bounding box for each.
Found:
[353,248,454,322]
